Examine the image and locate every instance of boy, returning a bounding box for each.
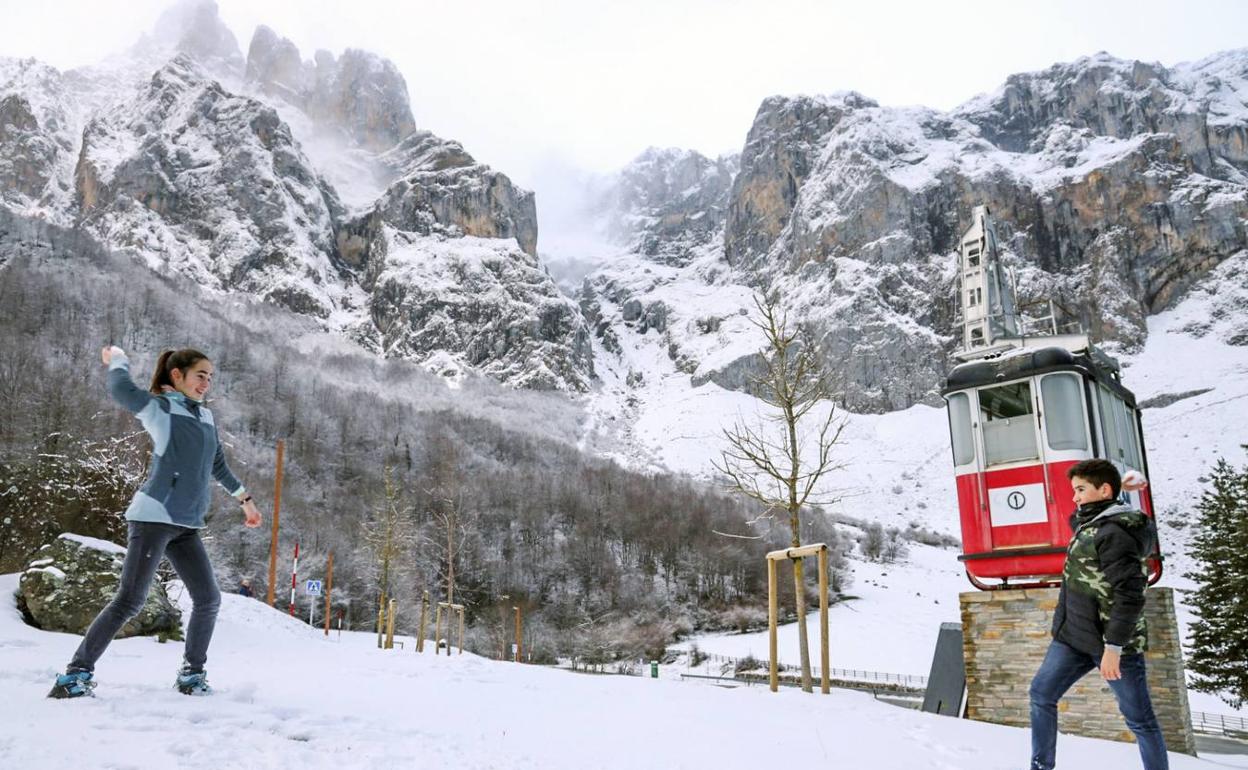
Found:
[1028,459,1167,770]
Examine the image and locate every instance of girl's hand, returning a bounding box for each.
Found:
[242,499,263,528]
[101,346,112,365]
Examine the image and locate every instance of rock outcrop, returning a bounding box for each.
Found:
[16,534,182,638]
[350,228,594,390]
[374,131,539,257]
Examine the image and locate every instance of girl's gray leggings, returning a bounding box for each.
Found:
[69,521,221,673]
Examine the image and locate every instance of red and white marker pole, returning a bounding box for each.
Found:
[289,541,299,616]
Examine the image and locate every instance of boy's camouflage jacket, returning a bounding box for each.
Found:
[1051,501,1156,656]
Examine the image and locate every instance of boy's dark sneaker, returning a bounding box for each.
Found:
[174,664,212,696]
[48,670,95,699]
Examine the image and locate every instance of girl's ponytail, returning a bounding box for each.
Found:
[149,349,209,394]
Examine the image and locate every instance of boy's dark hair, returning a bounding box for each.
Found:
[1067,459,1121,498]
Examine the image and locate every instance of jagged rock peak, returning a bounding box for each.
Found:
[244,26,416,152]
[593,146,739,266]
[245,25,312,101]
[150,0,244,78]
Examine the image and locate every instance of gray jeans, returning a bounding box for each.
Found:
[69,521,221,673]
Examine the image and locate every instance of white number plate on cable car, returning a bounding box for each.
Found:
[988,484,1048,527]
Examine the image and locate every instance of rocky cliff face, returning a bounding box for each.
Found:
[715,53,1248,410]
[356,228,593,390]
[593,147,738,266]
[0,59,78,218]
[74,55,350,319]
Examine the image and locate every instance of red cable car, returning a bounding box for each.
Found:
[942,207,1162,589]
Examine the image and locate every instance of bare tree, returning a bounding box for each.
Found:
[421,431,471,610]
[713,292,847,693]
[362,465,415,647]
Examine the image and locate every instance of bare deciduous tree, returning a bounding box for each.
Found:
[713,292,847,693]
[362,464,415,647]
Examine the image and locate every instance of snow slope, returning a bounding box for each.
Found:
[0,573,1237,770]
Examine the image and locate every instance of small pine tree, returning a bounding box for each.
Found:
[1184,449,1248,709]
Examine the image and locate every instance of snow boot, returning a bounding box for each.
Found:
[174,664,212,696]
[48,670,95,699]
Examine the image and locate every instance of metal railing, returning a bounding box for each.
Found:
[1191,711,1248,738]
[692,651,928,689]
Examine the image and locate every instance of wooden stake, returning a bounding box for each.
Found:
[376,598,385,649]
[385,599,396,649]
[764,543,831,695]
[417,591,429,653]
[818,547,830,695]
[434,604,443,656]
[768,557,778,692]
[266,439,284,607]
[323,551,334,636]
[514,605,522,663]
[457,607,465,655]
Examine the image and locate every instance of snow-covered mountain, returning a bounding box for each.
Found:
[0,0,591,392]
[578,51,1248,418]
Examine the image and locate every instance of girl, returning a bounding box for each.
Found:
[49,346,263,698]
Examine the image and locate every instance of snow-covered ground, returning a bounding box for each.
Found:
[3,573,1244,770]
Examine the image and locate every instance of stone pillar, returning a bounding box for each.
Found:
[960,586,1196,755]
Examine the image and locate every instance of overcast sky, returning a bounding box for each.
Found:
[1,0,1244,190]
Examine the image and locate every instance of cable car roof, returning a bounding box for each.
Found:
[942,345,1138,406]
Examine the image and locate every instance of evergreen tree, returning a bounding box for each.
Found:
[1184,449,1248,708]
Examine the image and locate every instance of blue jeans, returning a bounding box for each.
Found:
[69,521,221,673]
[1029,639,1168,770]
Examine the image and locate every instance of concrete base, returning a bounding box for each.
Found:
[960,586,1196,756]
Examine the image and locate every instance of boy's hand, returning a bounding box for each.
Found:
[1122,470,1148,493]
[101,346,113,365]
[242,499,263,528]
[1100,648,1121,680]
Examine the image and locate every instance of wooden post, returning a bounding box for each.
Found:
[434,603,444,655]
[385,599,396,649]
[457,606,465,655]
[514,605,522,663]
[768,557,778,692]
[323,551,334,636]
[417,591,429,652]
[818,546,830,695]
[764,543,831,695]
[266,439,284,607]
[376,599,385,649]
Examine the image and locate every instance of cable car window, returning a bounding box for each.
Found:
[1097,386,1121,464]
[1097,386,1141,469]
[1040,374,1088,451]
[1113,395,1142,469]
[979,381,1039,465]
[1123,404,1143,469]
[947,393,975,466]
